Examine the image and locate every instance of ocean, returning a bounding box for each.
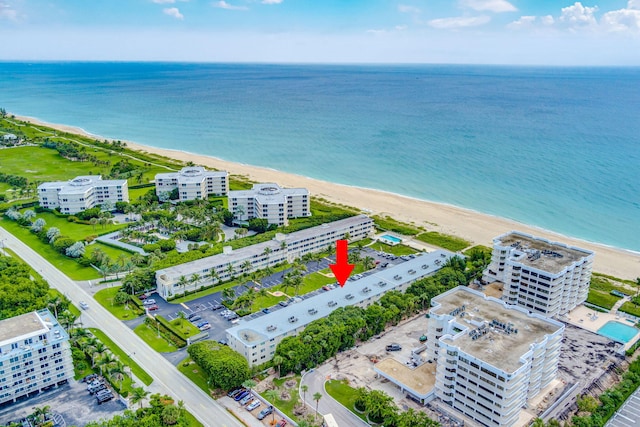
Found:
[0,62,638,252]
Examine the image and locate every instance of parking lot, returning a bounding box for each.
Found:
[130,246,409,364]
[0,378,125,427]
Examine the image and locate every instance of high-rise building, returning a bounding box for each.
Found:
[482,231,594,318]
[0,309,74,407]
[229,183,310,226]
[155,167,228,201]
[38,176,128,214]
[428,287,564,427]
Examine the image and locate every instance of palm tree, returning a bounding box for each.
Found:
[130,386,150,409]
[108,363,126,391]
[31,405,51,426]
[47,294,63,319]
[98,352,118,376]
[242,379,256,396]
[263,389,279,423]
[226,263,235,280]
[90,217,98,231]
[89,341,107,368]
[177,275,189,295]
[263,247,272,263]
[313,392,322,420]
[190,273,201,289]
[208,269,220,286]
[272,355,283,378]
[222,287,236,302]
[301,384,309,405]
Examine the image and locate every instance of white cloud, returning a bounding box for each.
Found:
[507,15,536,30]
[540,15,555,26]
[395,25,408,30]
[261,0,283,4]
[461,0,516,13]
[163,7,184,19]
[428,15,491,29]
[559,2,598,27]
[601,8,640,33]
[366,29,387,34]
[153,0,176,4]
[398,4,421,14]
[629,0,640,9]
[214,1,248,10]
[0,1,17,21]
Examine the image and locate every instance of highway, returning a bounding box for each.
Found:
[0,226,242,427]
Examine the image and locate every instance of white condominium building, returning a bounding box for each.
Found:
[38,175,128,215]
[428,287,564,427]
[0,309,74,407]
[227,250,456,366]
[155,167,228,201]
[229,183,310,226]
[482,231,594,318]
[155,215,374,299]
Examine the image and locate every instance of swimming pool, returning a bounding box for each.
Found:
[379,234,402,246]
[597,321,639,343]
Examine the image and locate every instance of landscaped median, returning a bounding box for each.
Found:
[94,286,144,320]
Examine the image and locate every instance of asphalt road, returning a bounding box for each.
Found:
[0,226,242,427]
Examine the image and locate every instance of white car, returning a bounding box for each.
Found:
[143,299,156,306]
[246,400,261,411]
[79,301,89,310]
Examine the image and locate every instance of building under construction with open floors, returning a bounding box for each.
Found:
[0,309,74,408]
[482,231,594,318]
[427,286,564,427]
[154,214,374,299]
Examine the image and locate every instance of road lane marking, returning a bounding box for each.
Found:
[181,302,190,309]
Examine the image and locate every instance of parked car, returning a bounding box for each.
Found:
[81,373,98,383]
[143,299,156,306]
[187,313,198,320]
[96,392,113,404]
[228,388,245,398]
[257,406,273,420]
[218,339,228,346]
[79,301,89,310]
[190,315,202,322]
[211,304,224,310]
[234,390,250,401]
[199,324,211,331]
[147,304,159,311]
[196,321,209,328]
[278,301,289,307]
[240,394,253,405]
[246,400,261,411]
[322,286,331,291]
[262,308,271,314]
[386,344,402,351]
[137,294,148,300]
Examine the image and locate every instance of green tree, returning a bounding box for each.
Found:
[130,386,150,409]
[301,384,309,405]
[313,392,322,420]
[187,341,250,391]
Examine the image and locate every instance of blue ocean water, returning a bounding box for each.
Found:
[0,62,638,251]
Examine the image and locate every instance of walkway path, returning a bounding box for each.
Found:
[0,226,242,427]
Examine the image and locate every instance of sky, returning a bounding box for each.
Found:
[0,0,639,65]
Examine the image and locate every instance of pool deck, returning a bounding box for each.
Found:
[565,305,640,350]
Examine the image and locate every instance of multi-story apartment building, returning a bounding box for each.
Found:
[482,231,594,318]
[427,287,564,427]
[154,167,228,201]
[226,250,456,366]
[229,183,310,226]
[155,215,374,299]
[38,175,128,214]
[0,309,74,407]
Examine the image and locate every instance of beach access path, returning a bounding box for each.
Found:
[0,225,243,427]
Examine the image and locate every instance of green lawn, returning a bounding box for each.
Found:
[94,286,143,320]
[129,187,154,202]
[25,211,128,240]
[619,302,640,318]
[587,289,621,310]
[414,232,471,252]
[88,328,154,386]
[368,241,417,256]
[178,357,211,395]
[0,218,102,280]
[324,379,367,422]
[372,215,422,236]
[170,318,202,338]
[134,323,178,353]
[272,376,302,421]
[183,411,204,427]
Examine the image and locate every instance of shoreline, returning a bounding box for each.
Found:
[13,114,640,280]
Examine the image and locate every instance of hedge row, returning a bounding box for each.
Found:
[144,317,187,348]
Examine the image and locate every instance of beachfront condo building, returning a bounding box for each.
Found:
[227,250,456,366]
[0,309,74,407]
[155,215,374,300]
[482,231,594,318]
[154,167,228,201]
[427,287,564,427]
[38,175,128,214]
[228,183,310,226]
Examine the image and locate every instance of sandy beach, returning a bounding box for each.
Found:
[15,115,640,280]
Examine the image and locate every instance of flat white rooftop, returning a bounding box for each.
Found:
[0,311,48,347]
[227,250,456,345]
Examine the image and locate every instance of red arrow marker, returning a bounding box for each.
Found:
[330,239,355,288]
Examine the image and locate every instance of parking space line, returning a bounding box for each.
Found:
[180,302,190,310]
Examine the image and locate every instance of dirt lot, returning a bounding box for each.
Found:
[0,379,126,427]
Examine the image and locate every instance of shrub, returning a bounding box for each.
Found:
[53,237,75,254]
[142,243,160,252]
[158,239,176,252]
